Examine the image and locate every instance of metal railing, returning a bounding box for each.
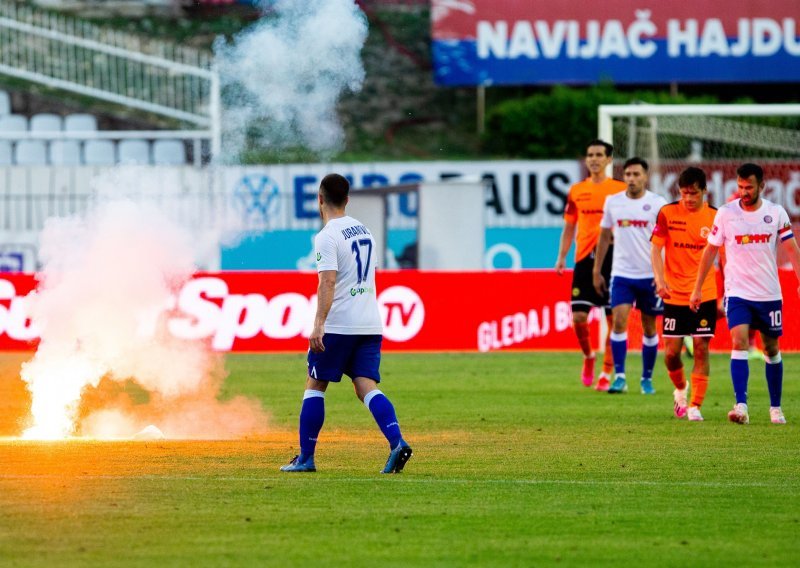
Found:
[0,1,221,159]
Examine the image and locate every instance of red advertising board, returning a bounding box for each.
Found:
[1,270,799,352]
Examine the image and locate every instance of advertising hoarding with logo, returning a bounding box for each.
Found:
[431,0,800,85]
[4,161,800,273]
[3,271,800,353]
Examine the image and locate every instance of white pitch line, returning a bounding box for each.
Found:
[0,475,795,489]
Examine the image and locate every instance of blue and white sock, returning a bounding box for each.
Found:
[641,334,659,380]
[299,389,325,459]
[610,331,628,376]
[765,353,783,407]
[364,390,404,448]
[730,350,749,405]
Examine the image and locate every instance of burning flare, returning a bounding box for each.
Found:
[21,198,267,440]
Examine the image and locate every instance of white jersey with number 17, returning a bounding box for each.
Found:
[315,215,383,335]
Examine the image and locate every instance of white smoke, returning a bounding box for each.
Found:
[20,173,269,440]
[215,0,368,160]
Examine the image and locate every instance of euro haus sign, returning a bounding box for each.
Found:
[432,0,800,86]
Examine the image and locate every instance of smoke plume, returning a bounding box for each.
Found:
[215,0,369,160]
[20,183,269,440]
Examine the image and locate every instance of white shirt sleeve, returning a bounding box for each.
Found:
[600,198,613,229]
[315,231,338,272]
[707,207,726,247]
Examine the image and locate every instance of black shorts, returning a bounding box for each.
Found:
[662,301,717,337]
[571,248,612,314]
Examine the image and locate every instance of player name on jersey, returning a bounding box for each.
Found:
[341,225,371,240]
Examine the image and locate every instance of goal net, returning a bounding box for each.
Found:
[599,104,800,218]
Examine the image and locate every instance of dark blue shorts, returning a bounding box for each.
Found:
[610,276,663,315]
[726,297,783,337]
[307,334,382,382]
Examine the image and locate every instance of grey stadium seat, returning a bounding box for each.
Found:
[64,113,98,132]
[14,140,48,165]
[50,140,82,165]
[152,139,186,165]
[0,140,12,165]
[0,90,10,115]
[83,140,116,166]
[30,113,63,132]
[118,139,150,164]
[0,114,28,132]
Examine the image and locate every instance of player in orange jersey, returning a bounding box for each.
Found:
[555,140,626,390]
[651,167,723,422]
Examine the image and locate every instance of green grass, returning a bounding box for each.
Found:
[1,352,799,566]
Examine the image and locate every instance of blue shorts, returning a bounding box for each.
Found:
[610,276,663,315]
[725,297,783,337]
[307,334,382,382]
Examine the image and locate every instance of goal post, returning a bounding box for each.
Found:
[598,104,800,210]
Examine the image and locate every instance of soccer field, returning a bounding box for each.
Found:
[1,351,798,566]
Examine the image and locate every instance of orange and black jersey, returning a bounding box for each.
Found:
[651,201,718,306]
[564,177,626,262]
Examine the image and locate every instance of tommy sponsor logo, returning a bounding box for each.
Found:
[735,233,772,245]
[617,219,648,228]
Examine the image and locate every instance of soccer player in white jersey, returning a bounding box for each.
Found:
[691,163,800,425]
[593,157,667,394]
[281,174,412,473]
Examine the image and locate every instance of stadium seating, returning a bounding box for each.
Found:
[118,139,150,164]
[64,113,98,132]
[0,90,10,115]
[0,140,12,165]
[14,140,48,165]
[50,139,82,165]
[83,140,116,165]
[0,114,28,132]
[30,113,63,132]
[0,108,189,165]
[152,139,187,165]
